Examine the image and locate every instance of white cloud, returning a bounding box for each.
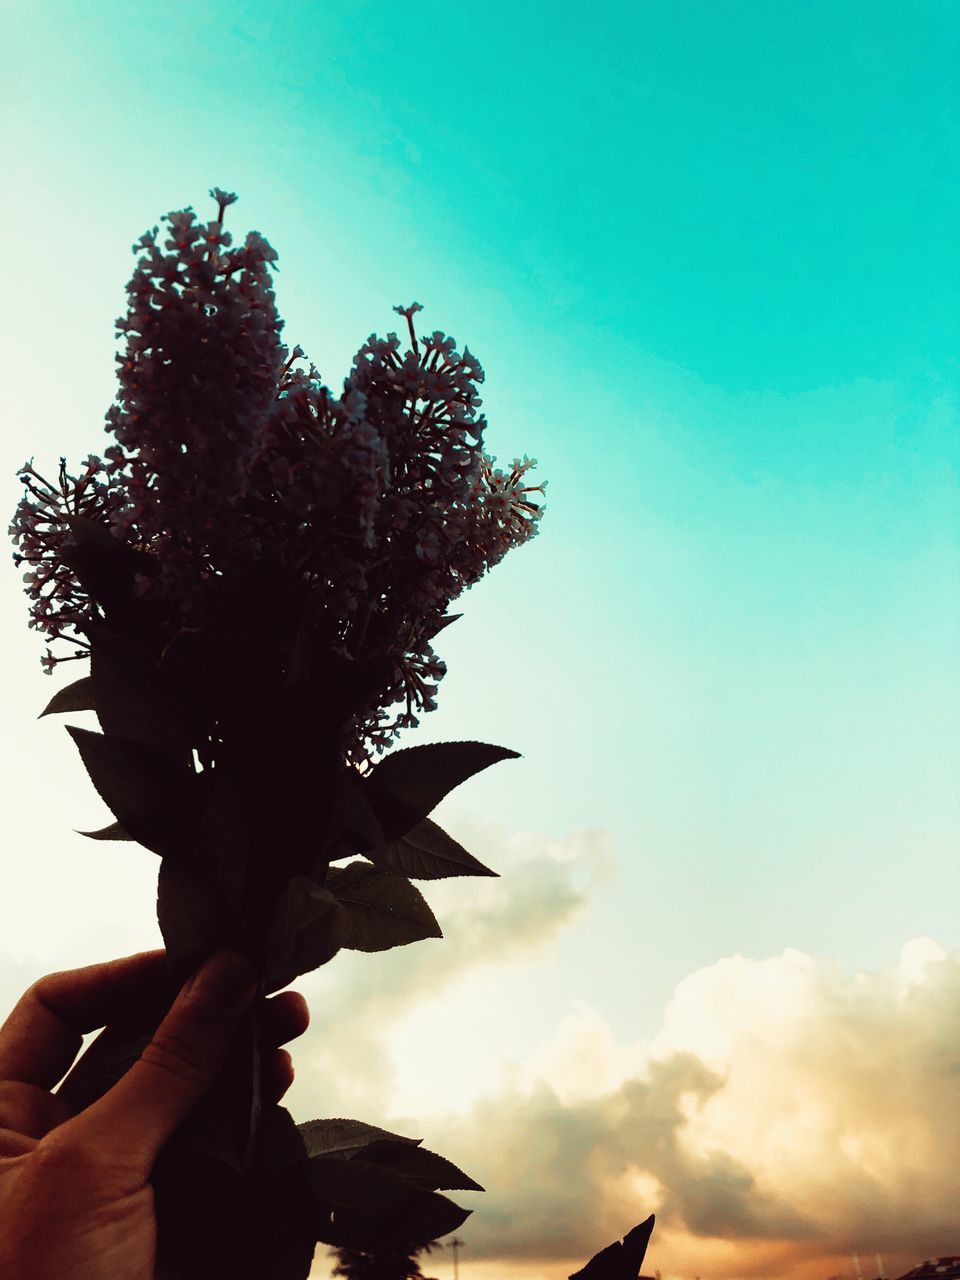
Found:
[396,939,960,1280]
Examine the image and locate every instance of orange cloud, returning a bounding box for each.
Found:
[364,939,960,1280]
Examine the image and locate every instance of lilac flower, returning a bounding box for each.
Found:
[10,192,545,768]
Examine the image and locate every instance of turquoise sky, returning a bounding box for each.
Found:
[1,0,958,1052]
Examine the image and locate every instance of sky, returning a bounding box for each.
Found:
[0,2,958,1279]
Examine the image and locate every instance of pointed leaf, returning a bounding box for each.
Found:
[66,726,201,859]
[86,621,194,764]
[332,769,387,858]
[306,1155,423,1215]
[39,676,96,718]
[376,817,497,880]
[364,741,520,840]
[259,1104,310,1178]
[263,876,351,993]
[60,516,164,635]
[432,612,462,632]
[296,1118,420,1161]
[358,1139,484,1192]
[157,858,241,984]
[307,1158,472,1249]
[326,860,442,952]
[76,819,133,841]
[313,1191,471,1251]
[569,1216,656,1280]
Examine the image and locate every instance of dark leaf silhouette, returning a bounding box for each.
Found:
[260,1105,310,1178]
[38,675,96,718]
[376,817,497,881]
[326,860,442,952]
[358,1140,484,1192]
[263,876,352,992]
[86,621,194,764]
[569,1215,656,1280]
[297,1118,420,1161]
[66,726,202,859]
[364,742,520,840]
[76,819,133,840]
[157,858,241,986]
[308,1156,471,1250]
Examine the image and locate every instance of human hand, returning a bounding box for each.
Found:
[0,949,309,1279]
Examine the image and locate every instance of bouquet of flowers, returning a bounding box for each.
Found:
[9,189,545,1279]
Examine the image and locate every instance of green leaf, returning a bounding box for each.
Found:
[376,817,497,880]
[364,741,520,840]
[326,861,442,952]
[76,819,133,841]
[66,726,201,859]
[262,876,351,993]
[38,676,96,718]
[86,622,194,764]
[296,1118,420,1161]
[358,1139,484,1192]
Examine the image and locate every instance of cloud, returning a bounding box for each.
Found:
[289,823,612,1115]
[399,938,960,1280]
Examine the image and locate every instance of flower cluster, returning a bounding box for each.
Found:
[10,191,546,766]
[9,456,131,671]
[102,187,288,615]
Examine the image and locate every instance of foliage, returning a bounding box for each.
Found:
[8,189,545,1279]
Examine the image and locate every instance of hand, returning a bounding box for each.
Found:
[0,949,309,1279]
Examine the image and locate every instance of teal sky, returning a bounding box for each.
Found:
[1,0,958,1111]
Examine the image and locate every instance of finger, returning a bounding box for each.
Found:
[69,950,256,1173]
[260,991,309,1049]
[261,1048,294,1105]
[0,951,170,1090]
[0,1080,74,1140]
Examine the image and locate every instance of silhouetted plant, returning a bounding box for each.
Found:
[9,189,544,1279]
[570,1217,656,1280]
[330,1238,440,1280]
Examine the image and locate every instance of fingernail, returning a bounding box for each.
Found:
[191,950,256,1003]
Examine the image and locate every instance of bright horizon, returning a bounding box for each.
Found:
[1,3,958,1279]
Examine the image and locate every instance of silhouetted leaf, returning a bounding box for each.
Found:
[86,621,194,764]
[76,819,133,840]
[38,676,96,718]
[260,1105,310,1178]
[307,1156,421,1215]
[157,858,241,984]
[364,741,520,840]
[296,1118,420,1162]
[193,766,251,919]
[308,1158,472,1249]
[314,1191,471,1251]
[358,1140,484,1192]
[430,612,462,634]
[326,861,442,952]
[376,817,497,880]
[332,769,387,859]
[66,726,201,859]
[263,876,351,993]
[60,516,165,639]
[569,1215,656,1280]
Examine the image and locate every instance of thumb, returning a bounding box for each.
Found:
[75,950,257,1173]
